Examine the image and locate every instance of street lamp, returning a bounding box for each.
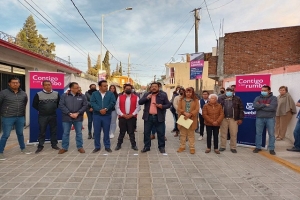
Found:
[100,7,132,71]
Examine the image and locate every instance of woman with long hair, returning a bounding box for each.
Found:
[177,87,199,154]
[109,85,119,139]
[202,94,224,154]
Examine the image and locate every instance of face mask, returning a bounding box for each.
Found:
[261,91,268,96]
[125,89,132,94]
[179,93,183,96]
[226,91,233,97]
[220,90,225,94]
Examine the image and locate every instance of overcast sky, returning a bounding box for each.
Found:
[1,0,300,85]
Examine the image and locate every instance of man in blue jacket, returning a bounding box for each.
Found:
[90,80,116,153]
[58,82,88,154]
[139,82,171,153]
[253,85,278,155]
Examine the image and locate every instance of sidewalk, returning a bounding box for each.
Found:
[0,111,300,200]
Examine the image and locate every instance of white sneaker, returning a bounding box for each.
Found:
[21,148,32,154]
[198,136,203,141]
[0,153,6,161]
[109,134,115,139]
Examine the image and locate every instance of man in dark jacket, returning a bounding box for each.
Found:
[218,87,244,153]
[58,82,88,154]
[139,82,171,154]
[85,84,97,139]
[33,80,60,153]
[253,85,278,155]
[90,80,116,153]
[0,77,30,161]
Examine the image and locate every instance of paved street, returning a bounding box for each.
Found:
[1,111,300,200]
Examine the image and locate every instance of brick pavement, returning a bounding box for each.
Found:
[0,111,300,200]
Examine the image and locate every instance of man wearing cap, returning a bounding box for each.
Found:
[218,87,244,153]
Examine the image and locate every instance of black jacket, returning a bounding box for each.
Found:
[0,88,28,117]
[139,92,171,122]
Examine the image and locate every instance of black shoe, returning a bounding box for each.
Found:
[219,148,226,152]
[92,148,100,153]
[159,148,166,154]
[52,146,60,150]
[269,150,276,155]
[132,146,138,151]
[253,148,262,153]
[105,148,112,153]
[231,149,237,153]
[115,146,121,151]
[287,147,300,152]
[88,134,92,139]
[35,147,44,154]
[141,148,150,153]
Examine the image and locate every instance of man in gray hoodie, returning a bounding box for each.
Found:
[253,85,278,155]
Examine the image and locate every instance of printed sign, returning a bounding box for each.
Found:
[30,71,64,89]
[190,53,204,80]
[235,74,271,92]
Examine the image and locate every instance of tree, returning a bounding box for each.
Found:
[87,54,92,69]
[16,15,56,58]
[119,62,123,75]
[102,51,111,80]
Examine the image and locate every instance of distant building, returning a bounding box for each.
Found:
[208,25,300,89]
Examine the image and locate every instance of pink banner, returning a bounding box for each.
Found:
[29,71,65,89]
[235,74,271,92]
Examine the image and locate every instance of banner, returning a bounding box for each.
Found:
[29,71,65,144]
[190,52,204,79]
[235,74,271,148]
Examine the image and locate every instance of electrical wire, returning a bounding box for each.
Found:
[167,23,195,63]
[29,0,97,62]
[207,0,234,10]
[17,0,88,60]
[69,0,120,62]
[135,13,192,64]
[139,14,193,65]
[203,0,218,39]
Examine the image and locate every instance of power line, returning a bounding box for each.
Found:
[17,0,88,61]
[29,0,97,62]
[203,0,218,39]
[135,13,192,64]
[140,14,193,64]
[207,0,234,10]
[69,0,120,62]
[167,23,195,63]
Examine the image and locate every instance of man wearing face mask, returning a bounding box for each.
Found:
[253,85,278,155]
[218,87,225,97]
[85,84,97,139]
[218,87,244,153]
[115,84,141,151]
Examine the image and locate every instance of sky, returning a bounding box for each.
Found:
[1,0,300,85]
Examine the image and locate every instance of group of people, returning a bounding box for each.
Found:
[0,77,300,161]
[170,84,300,155]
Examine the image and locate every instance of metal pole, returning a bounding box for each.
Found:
[193,8,200,94]
[128,54,130,82]
[101,14,104,71]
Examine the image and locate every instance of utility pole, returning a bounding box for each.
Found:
[127,54,130,83]
[154,75,156,82]
[192,8,201,94]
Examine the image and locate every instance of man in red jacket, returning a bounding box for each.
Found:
[115,84,141,151]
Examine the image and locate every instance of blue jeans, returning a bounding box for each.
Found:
[255,117,275,150]
[93,114,111,149]
[0,117,26,153]
[144,115,165,149]
[62,121,83,150]
[110,110,117,135]
[293,118,300,149]
[86,110,93,134]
